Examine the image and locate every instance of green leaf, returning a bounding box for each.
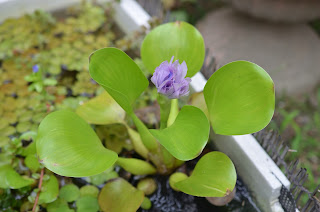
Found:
[59,184,80,202]
[5,168,35,189]
[25,154,40,172]
[89,48,148,114]
[43,78,57,86]
[87,168,118,186]
[140,197,152,210]
[98,178,144,212]
[204,61,275,135]
[76,196,100,212]
[116,157,156,175]
[0,154,11,167]
[0,136,10,147]
[0,126,16,137]
[169,172,188,191]
[39,175,59,204]
[21,141,36,156]
[141,21,205,77]
[20,131,37,140]
[47,198,74,212]
[76,91,125,125]
[0,165,11,189]
[149,106,210,161]
[80,185,99,198]
[175,151,236,197]
[36,110,118,177]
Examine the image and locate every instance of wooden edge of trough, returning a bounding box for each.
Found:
[0,0,293,211]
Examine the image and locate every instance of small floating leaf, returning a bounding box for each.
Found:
[20,131,37,141]
[5,168,35,189]
[80,185,99,198]
[175,152,236,197]
[0,136,10,148]
[77,196,100,212]
[59,184,80,202]
[0,126,16,137]
[16,121,31,133]
[47,198,74,212]
[98,178,144,212]
[38,175,59,204]
[87,168,118,186]
[25,154,40,172]
[36,110,118,177]
[21,141,36,156]
[0,165,11,189]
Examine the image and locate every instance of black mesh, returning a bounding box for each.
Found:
[279,185,296,212]
[254,130,320,212]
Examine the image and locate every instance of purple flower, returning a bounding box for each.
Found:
[151,56,191,99]
[32,65,39,73]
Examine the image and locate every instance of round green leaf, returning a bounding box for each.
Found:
[0,136,10,148]
[87,169,119,186]
[80,185,99,198]
[98,178,144,212]
[204,61,275,135]
[175,151,236,197]
[140,197,152,210]
[76,196,100,212]
[25,154,40,172]
[149,106,210,161]
[89,48,148,114]
[76,91,125,125]
[5,168,35,189]
[169,172,188,191]
[16,121,31,133]
[21,141,36,156]
[0,126,16,137]
[59,184,80,202]
[141,21,205,77]
[116,157,156,175]
[39,175,59,204]
[36,110,118,177]
[0,154,11,167]
[137,178,157,196]
[0,165,11,189]
[47,198,74,212]
[20,131,37,141]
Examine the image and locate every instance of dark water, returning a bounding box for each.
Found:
[139,175,261,212]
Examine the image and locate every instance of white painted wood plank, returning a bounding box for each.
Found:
[190,72,207,92]
[212,134,290,212]
[113,0,150,34]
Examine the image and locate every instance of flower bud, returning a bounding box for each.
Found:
[151,56,191,99]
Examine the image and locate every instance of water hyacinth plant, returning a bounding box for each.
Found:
[36,21,275,211]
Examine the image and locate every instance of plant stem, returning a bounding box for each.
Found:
[130,113,158,152]
[157,94,171,130]
[167,99,179,127]
[32,168,44,212]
